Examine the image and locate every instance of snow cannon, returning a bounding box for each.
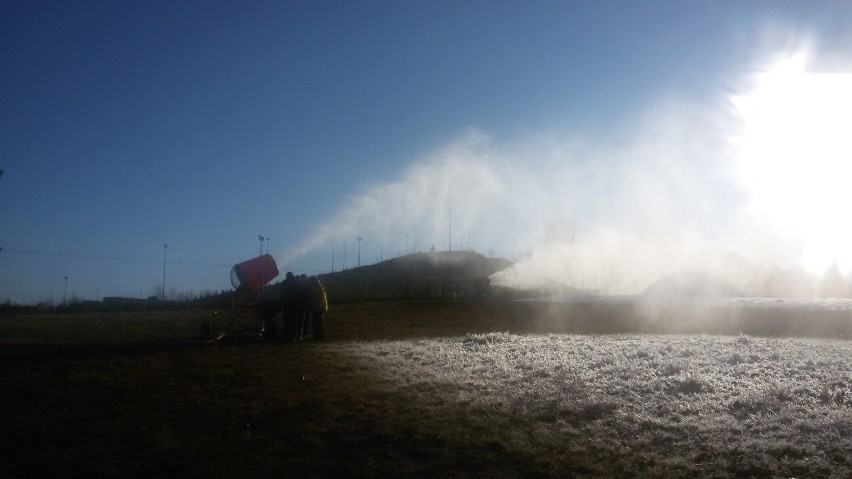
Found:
[230,254,279,296]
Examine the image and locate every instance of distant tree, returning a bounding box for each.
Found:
[473,277,490,298]
[820,262,847,298]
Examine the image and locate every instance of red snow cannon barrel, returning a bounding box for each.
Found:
[230,254,280,295]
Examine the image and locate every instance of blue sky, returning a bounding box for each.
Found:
[2,1,851,302]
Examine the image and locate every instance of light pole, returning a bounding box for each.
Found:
[63,276,68,305]
[448,183,453,252]
[265,237,271,254]
[343,244,347,271]
[258,235,265,255]
[162,244,168,300]
[357,237,362,267]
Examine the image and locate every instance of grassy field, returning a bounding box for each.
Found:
[1,300,851,477]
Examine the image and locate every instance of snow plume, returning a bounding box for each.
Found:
[278,130,513,265]
[280,99,755,293]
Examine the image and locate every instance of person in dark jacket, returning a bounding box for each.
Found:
[279,272,303,342]
[297,274,311,339]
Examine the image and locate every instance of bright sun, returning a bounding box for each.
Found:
[733,53,852,274]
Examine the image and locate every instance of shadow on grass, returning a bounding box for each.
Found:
[0,345,582,477]
[0,334,285,369]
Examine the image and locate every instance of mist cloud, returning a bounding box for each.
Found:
[278,93,769,293]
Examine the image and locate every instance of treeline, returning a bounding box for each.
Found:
[0,252,518,315]
[0,290,237,316]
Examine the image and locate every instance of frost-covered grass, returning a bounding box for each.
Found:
[336,333,852,477]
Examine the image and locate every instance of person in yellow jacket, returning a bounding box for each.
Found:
[308,276,328,341]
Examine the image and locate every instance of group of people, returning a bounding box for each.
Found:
[261,272,328,342]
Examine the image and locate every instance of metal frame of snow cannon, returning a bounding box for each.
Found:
[215,254,280,340]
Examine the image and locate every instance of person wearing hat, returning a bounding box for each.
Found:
[308,276,328,341]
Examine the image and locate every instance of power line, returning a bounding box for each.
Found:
[0,247,231,267]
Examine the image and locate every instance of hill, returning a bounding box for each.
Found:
[315,251,511,303]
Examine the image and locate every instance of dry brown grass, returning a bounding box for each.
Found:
[1,300,851,477]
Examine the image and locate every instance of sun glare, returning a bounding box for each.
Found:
[733,53,852,274]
